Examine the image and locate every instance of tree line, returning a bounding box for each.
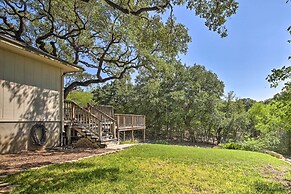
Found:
[69,62,291,155]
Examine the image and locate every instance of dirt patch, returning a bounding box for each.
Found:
[260,164,291,191]
[0,147,115,177]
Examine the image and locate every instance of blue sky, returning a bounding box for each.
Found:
[174,0,291,101]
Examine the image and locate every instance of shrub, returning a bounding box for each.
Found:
[220,142,241,150]
[239,138,265,151]
[154,139,169,145]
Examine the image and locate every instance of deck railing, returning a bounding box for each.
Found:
[115,114,146,131]
[95,105,114,118]
[87,104,116,139]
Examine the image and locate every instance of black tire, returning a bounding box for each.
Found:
[31,123,47,146]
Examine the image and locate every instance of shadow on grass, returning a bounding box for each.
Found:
[254,180,287,193]
[6,161,121,193]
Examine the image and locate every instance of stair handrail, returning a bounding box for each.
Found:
[64,100,106,138]
[87,103,117,139]
[64,100,105,140]
[64,100,103,123]
[87,103,116,122]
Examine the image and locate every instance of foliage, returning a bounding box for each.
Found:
[217,92,255,144]
[267,66,291,88]
[152,139,169,145]
[4,145,290,193]
[266,1,291,91]
[91,59,290,155]
[92,77,136,113]
[93,63,225,142]
[0,0,238,97]
[239,138,266,152]
[66,90,94,107]
[221,135,281,152]
[220,142,241,150]
[248,98,291,155]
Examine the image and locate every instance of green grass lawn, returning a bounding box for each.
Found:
[3,144,291,194]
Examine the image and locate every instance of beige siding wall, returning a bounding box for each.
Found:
[0,49,61,121]
[0,122,60,153]
[0,47,63,153]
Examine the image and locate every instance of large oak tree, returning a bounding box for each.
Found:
[0,0,238,98]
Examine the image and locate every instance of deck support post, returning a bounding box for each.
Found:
[123,131,126,142]
[98,121,102,142]
[116,115,120,142]
[112,122,116,139]
[117,129,120,142]
[132,130,134,142]
[66,126,72,145]
[143,129,146,142]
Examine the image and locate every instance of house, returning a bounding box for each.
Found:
[0,35,146,154]
[0,35,83,153]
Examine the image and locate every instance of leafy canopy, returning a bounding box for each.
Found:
[267,1,291,90]
[0,0,238,97]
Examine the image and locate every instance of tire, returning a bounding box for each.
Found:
[31,123,47,146]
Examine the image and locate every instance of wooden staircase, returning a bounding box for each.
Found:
[64,100,117,147]
[64,100,146,147]
[87,103,116,143]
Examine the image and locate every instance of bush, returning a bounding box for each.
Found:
[220,140,263,151]
[220,142,241,150]
[240,138,265,151]
[154,139,169,145]
[239,134,280,152]
[220,133,286,155]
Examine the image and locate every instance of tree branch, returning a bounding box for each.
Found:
[103,0,170,16]
[1,0,28,41]
[64,63,143,98]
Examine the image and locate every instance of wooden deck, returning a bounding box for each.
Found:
[115,114,146,142]
[115,114,146,131]
[64,100,146,146]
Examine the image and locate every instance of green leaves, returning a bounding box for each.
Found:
[92,61,225,141]
[247,98,291,154]
[185,0,238,37]
[267,66,291,88]
[67,90,94,107]
[267,24,291,90]
[0,0,238,95]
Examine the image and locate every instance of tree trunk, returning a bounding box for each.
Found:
[216,127,222,145]
[288,130,291,156]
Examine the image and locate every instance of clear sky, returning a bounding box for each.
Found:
[174,0,291,101]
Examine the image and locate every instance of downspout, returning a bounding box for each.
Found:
[60,71,75,146]
[59,71,66,147]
